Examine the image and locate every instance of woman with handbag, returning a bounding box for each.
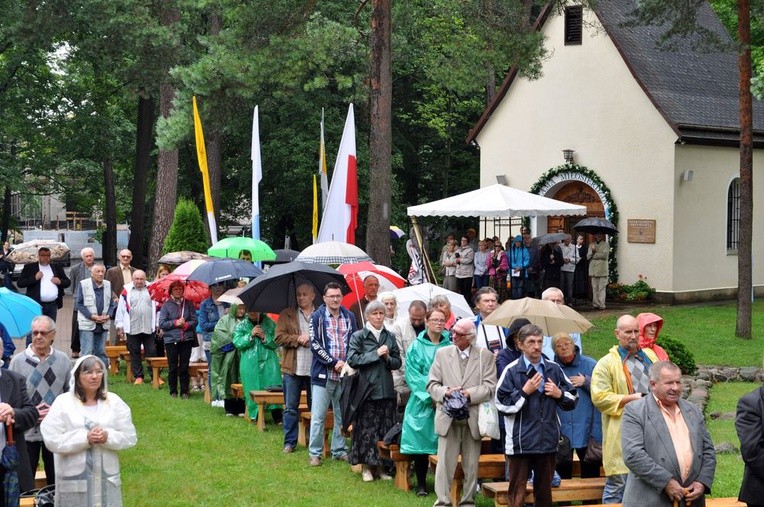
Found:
[552,332,603,479]
[346,301,401,482]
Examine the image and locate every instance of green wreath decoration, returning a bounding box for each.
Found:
[529,164,619,282]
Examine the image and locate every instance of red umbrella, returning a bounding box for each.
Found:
[148,274,210,308]
[337,262,406,309]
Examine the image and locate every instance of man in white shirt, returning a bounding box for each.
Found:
[17,247,71,322]
[115,270,157,384]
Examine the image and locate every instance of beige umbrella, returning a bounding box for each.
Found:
[482,297,593,336]
[6,240,70,264]
[218,287,245,306]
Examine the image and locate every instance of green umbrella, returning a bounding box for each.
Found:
[208,237,276,262]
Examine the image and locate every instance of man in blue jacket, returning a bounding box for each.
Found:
[308,282,357,466]
[495,323,577,507]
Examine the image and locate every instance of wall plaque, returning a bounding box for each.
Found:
[627,219,656,244]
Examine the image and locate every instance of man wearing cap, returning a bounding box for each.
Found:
[18,247,71,322]
[428,318,496,506]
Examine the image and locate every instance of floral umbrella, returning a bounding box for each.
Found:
[6,240,69,264]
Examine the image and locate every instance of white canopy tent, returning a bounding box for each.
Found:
[407,183,587,218]
[406,184,587,283]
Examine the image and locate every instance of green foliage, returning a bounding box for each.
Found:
[657,335,697,375]
[162,199,208,254]
[607,275,656,302]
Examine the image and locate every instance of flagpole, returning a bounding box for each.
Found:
[312,174,318,244]
[192,96,218,244]
[319,108,329,210]
[251,106,262,242]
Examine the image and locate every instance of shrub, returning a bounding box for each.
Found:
[163,199,208,254]
[657,335,697,375]
[606,275,656,302]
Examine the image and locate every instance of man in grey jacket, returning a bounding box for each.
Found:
[621,361,716,506]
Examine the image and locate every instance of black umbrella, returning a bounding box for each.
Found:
[531,232,571,247]
[237,261,349,314]
[573,217,618,235]
[186,259,263,286]
[271,249,301,264]
[2,422,19,507]
[442,390,470,420]
[339,372,374,435]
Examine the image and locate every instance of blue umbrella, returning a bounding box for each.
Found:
[0,288,41,338]
[2,422,19,507]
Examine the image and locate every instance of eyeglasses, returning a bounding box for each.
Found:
[324,295,343,300]
[81,370,104,376]
[31,330,53,336]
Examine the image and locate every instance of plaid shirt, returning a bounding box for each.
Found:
[324,308,351,381]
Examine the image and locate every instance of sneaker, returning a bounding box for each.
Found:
[378,472,393,481]
[283,445,296,454]
[211,400,224,408]
[416,485,427,497]
[181,393,190,399]
[225,413,235,417]
[334,453,349,462]
[309,456,321,467]
[361,467,374,482]
[551,470,562,487]
[133,378,144,385]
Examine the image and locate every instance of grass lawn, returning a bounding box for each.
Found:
[579,299,764,367]
[109,300,760,506]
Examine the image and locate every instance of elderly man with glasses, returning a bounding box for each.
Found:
[428,317,497,506]
[10,315,72,489]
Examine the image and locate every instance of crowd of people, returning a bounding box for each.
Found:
[439,227,603,309]
[0,240,761,507]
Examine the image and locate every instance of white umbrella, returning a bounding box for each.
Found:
[391,283,473,319]
[296,241,373,265]
[219,287,245,306]
[6,240,70,264]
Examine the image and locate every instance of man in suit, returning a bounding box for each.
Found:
[495,323,577,507]
[17,247,71,322]
[427,317,496,506]
[736,384,764,507]
[105,248,135,344]
[621,361,716,507]
[0,366,41,500]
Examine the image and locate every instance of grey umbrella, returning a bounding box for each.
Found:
[573,217,618,235]
[531,232,571,247]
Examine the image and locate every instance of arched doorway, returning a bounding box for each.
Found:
[546,181,605,235]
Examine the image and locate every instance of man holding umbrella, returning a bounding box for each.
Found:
[308,282,358,466]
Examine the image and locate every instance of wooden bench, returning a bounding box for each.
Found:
[430,454,506,506]
[120,351,146,383]
[298,411,333,458]
[105,345,128,375]
[377,442,414,491]
[249,390,305,431]
[145,357,207,389]
[34,469,46,489]
[20,499,33,507]
[200,369,209,404]
[230,384,248,421]
[481,477,607,505]
[588,499,745,507]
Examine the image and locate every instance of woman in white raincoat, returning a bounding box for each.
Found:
[40,355,137,507]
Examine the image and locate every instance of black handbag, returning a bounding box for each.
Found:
[556,434,572,465]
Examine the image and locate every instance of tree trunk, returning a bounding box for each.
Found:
[735,0,752,339]
[148,3,180,270]
[1,185,11,243]
[148,81,179,270]
[102,157,117,268]
[128,95,155,270]
[366,0,392,266]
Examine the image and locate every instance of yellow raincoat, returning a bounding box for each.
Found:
[590,345,658,476]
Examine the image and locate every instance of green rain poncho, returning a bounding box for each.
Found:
[399,330,451,455]
[232,313,281,420]
[210,303,243,401]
